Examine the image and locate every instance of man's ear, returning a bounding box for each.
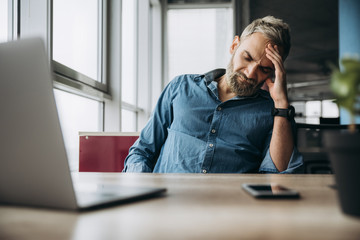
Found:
[230,36,240,54]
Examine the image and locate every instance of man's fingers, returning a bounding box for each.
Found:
[267,44,282,59]
[266,52,283,72]
[266,45,285,73]
[266,47,280,61]
[265,78,274,86]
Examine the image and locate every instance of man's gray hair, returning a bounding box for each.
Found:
[241,16,291,60]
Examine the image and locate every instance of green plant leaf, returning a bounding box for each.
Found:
[331,58,360,121]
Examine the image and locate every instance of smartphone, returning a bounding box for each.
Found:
[242,183,300,199]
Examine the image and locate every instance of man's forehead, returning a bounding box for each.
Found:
[239,32,285,61]
[241,47,274,69]
[239,34,271,60]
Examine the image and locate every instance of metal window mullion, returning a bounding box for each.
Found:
[162,0,168,90]
[98,0,103,131]
[167,3,232,9]
[98,0,107,85]
[53,61,108,92]
[53,73,111,101]
[8,0,15,41]
[98,0,107,131]
[97,0,101,83]
[48,0,53,62]
[15,0,20,39]
[135,0,140,131]
[118,0,123,132]
[148,2,153,120]
[102,0,107,85]
[121,101,144,113]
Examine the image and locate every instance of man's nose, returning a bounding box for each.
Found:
[245,63,257,80]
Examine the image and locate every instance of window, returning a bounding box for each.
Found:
[292,101,306,123]
[121,109,137,132]
[120,0,162,131]
[0,0,8,43]
[166,6,233,82]
[53,0,101,81]
[121,0,137,106]
[306,101,321,124]
[121,0,138,132]
[11,0,161,170]
[52,0,105,171]
[54,90,103,171]
[322,100,339,118]
[293,100,339,124]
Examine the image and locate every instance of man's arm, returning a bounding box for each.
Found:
[269,114,294,171]
[123,79,177,172]
[265,44,293,172]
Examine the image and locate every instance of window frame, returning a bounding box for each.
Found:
[120,0,140,132]
[16,0,163,134]
[50,0,109,100]
[3,0,18,42]
[12,0,163,170]
[121,0,163,131]
[163,1,234,85]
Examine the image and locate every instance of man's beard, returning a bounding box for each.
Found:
[225,57,262,97]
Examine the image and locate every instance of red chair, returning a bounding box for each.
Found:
[79,132,139,172]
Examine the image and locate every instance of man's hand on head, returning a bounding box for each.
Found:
[264,44,289,108]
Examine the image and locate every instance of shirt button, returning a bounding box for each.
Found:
[202,169,207,174]
[211,129,216,134]
[209,143,214,148]
[217,107,222,111]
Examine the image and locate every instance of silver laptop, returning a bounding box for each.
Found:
[0,38,165,211]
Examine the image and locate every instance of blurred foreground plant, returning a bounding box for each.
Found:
[331,58,360,132]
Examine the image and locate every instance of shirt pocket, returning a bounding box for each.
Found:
[162,128,206,165]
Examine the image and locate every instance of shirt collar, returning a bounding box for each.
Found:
[203,69,226,84]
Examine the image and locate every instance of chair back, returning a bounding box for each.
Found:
[79,132,139,172]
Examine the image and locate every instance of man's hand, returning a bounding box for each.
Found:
[264,43,293,172]
[265,44,289,108]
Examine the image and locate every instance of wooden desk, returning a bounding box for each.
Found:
[1,173,359,240]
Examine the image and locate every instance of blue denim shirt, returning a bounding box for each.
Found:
[123,69,304,173]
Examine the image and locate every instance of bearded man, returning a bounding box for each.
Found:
[123,16,303,173]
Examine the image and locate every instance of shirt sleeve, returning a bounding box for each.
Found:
[259,146,304,173]
[122,77,180,173]
[258,120,304,174]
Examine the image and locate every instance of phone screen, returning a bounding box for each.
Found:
[242,184,300,199]
[249,185,289,192]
